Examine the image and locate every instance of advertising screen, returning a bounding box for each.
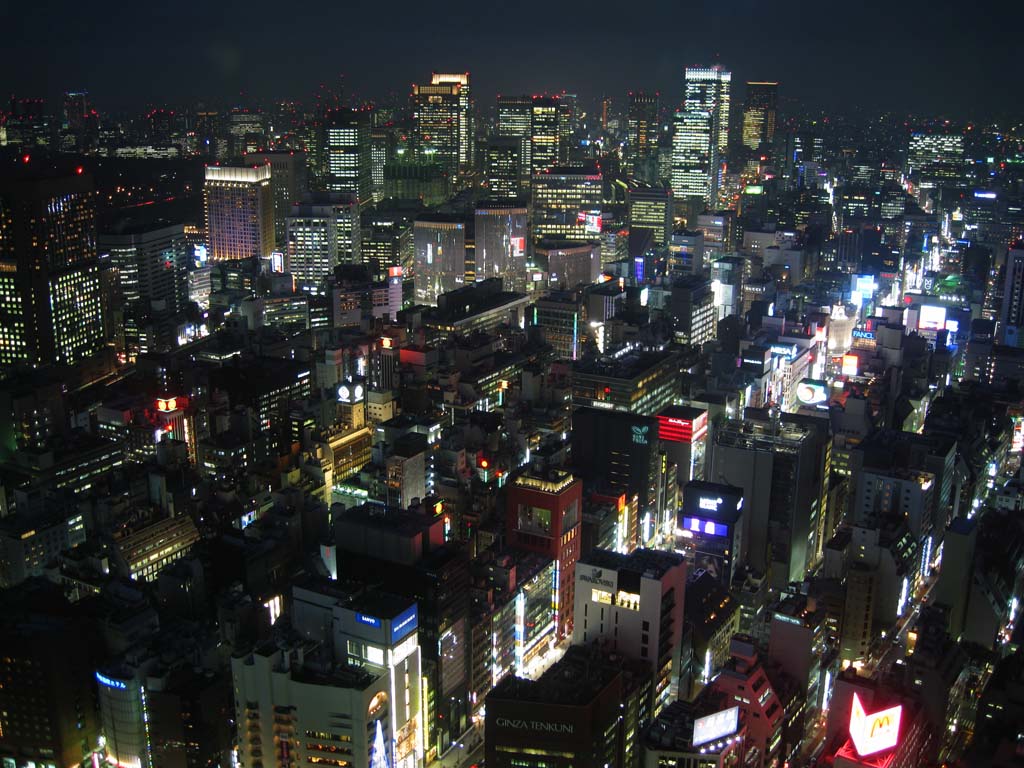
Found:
[918,305,947,331]
[796,379,828,405]
[693,707,740,746]
[682,516,729,537]
[842,354,859,377]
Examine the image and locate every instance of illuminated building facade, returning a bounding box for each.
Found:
[430,72,473,173]
[535,239,601,291]
[627,92,660,180]
[235,589,423,768]
[286,193,361,292]
[907,131,965,190]
[412,81,463,181]
[530,96,561,177]
[573,548,687,713]
[741,82,778,153]
[678,480,743,587]
[113,514,200,582]
[0,168,105,369]
[203,164,275,261]
[246,149,308,246]
[506,470,582,639]
[325,108,372,209]
[671,66,731,208]
[531,165,602,241]
[496,95,533,183]
[413,214,467,305]
[484,137,522,200]
[658,405,709,484]
[474,201,528,291]
[628,183,673,247]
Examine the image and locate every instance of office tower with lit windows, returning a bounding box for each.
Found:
[573,548,687,712]
[430,72,474,172]
[485,137,522,200]
[497,94,533,179]
[0,166,105,370]
[628,183,673,247]
[369,125,395,203]
[286,193,361,292]
[671,66,732,209]
[203,164,275,261]
[907,130,965,190]
[413,214,467,305]
[627,92,660,180]
[98,218,190,360]
[474,201,528,291]
[531,165,602,241]
[324,108,372,209]
[530,96,561,177]
[412,80,463,181]
[246,149,308,247]
[742,82,778,153]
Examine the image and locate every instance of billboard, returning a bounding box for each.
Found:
[682,516,729,537]
[391,604,419,644]
[657,412,708,443]
[842,354,859,377]
[693,706,740,746]
[577,211,602,234]
[796,379,828,405]
[918,305,947,331]
[849,694,902,757]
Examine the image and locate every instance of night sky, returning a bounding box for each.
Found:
[3,0,1021,117]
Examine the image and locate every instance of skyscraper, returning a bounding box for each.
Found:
[742,82,778,153]
[203,164,275,262]
[627,92,660,180]
[530,96,561,177]
[0,166,105,369]
[411,81,463,181]
[484,137,522,200]
[413,214,467,305]
[497,94,533,180]
[531,165,602,241]
[286,193,361,292]
[324,108,372,210]
[431,72,473,173]
[671,66,732,209]
[474,201,528,291]
[245,149,309,247]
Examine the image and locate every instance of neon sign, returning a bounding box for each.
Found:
[849,693,902,756]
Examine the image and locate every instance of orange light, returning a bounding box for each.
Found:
[479,458,489,469]
[381,337,393,349]
[166,397,177,411]
[156,399,167,411]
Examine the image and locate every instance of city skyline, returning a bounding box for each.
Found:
[3,0,1023,118]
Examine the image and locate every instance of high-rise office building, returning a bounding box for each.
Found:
[245,150,308,247]
[531,165,602,241]
[203,164,275,262]
[628,183,673,247]
[496,94,533,180]
[573,548,687,712]
[0,167,105,369]
[671,66,732,209]
[431,72,473,172]
[474,201,528,291]
[413,214,467,305]
[412,81,463,181]
[506,469,583,639]
[286,193,361,292]
[1000,243,1024,345]
[627,92,660,180]
[484,137,522,200]
[907,130,965,190]
[535,240,601,290]
[709,414,822,589]
[742,82,778,153]
[369,126,395,204]
[530,96,561,177]
[324,108,372,209]
[99,218,190,360]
